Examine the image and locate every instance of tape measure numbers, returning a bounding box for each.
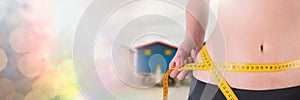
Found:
[163,46,300,100]
[200,46,238,100]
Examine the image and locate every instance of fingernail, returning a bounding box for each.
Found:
[185,75,191,79]
[177,76,183,80]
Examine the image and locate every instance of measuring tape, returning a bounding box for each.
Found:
[163,46,300,100]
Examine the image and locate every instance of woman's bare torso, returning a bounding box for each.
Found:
[193,0,300,90]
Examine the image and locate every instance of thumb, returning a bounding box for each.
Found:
[169,61,175,68]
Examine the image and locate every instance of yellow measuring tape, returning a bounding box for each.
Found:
[163,46,300,100]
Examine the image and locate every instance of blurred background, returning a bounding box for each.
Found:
[0,0,91,99]
[0,0,217,100]
[93,0,191,100]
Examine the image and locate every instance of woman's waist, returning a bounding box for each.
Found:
[193,69,300,90]
[192,43,300,90]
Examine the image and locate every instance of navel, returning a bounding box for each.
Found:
[260,44,264,53]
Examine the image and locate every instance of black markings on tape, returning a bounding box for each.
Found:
[164,46,300,100]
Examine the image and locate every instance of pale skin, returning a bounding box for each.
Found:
[170,0,300,90]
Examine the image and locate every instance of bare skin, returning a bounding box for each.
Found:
[170,0,300,90]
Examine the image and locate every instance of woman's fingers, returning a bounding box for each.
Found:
[177,70,190,80]
[178,56,196,80]
[185,72,191,79]
[169,60,176,68]
[169,61,177,78]
[169,49,195,79]
[176,59,187,80]
[169,59,182,78]
[187,57,193,63]
[180,57,194,80]
[170,70,180,78]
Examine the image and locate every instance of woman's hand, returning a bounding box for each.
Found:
[168,0,207,80]
[169,48,197,80]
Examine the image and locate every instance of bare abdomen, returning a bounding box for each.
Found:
[193,0,300,90]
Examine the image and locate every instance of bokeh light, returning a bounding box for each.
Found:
[24,90,50,100]
[13,78,33,97]
[0,49,7,72]
[1,0,91,99]
[4,93,25,100]
[0,79,15,100]
[17,53,44,79]
[1,0,193,99]
[9,28,31,54]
